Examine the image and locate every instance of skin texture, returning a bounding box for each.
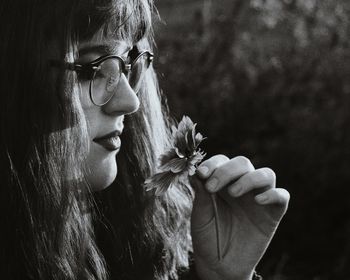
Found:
[78,38,139,191]
[191,155,290,280]
[79,37,289,279]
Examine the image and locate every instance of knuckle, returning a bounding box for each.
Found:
[280,188,291,201]
[249,174,260,186]
[276,188,290,207]
[276,192,285,204]
[251,171,264,185]
[234,156,253,169]
[217,154,230,161]
[261,167,276,181]
[212,154,229,164]
[202,154,229,170]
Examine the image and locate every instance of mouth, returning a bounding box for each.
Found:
[93,130,122,151]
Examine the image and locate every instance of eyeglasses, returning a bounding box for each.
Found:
[52,48,154,106]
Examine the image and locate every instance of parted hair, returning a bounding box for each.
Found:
[0,0,193,279]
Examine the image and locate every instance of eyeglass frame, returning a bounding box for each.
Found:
[51,49,154,106]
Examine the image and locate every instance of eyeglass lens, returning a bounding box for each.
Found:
[129,53,151,93]
[90,53,151,105]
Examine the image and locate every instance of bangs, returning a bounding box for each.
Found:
[75,0,153,45]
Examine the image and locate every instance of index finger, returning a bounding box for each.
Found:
[200,156,255,193]
[196,154,230,179]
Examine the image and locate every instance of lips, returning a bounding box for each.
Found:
[93,131,122,151]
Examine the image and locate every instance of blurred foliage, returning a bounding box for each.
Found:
[154,0,350,279]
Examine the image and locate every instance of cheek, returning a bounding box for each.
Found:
[81,105,118,191]
[79,81,93,109]
[85,143,118,191]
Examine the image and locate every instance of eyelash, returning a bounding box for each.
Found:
[77,70,93,81]
[76,46,136,81]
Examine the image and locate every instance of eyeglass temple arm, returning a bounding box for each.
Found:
[50,60,86,72]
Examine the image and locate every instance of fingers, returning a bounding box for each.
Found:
[197,154,230,179]
[194,155,289,209]
[255,188,290,208]
[197,156,255,193]
[228,167,276,197]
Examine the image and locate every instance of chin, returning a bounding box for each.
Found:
[86,155,118,191]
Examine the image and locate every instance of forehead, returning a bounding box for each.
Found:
[78,28,133,55]
[78,39,132,57]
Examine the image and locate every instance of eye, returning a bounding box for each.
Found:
[77,66,95,81]
[93,68,106,79]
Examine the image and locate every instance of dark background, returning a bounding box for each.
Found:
[154,0,350,279]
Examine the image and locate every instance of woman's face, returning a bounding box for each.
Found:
[77,35,140,191]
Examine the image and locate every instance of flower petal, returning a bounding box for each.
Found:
[144,171,178,195]
[174,116,195,155]
[145,116,206,197]
[160,157,188,173]
[175,147,185,158]
[178,116,193,133]
[175,133,188,156]
[188,124,197,150]
[189,151,206,166]
[178,170,190,185]
[195,132,204,148]
[185,129,194,154]
[187,165,197,176]
[159,148,178,166]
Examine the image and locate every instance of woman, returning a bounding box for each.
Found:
[0,0,289,279]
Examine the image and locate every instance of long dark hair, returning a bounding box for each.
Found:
[0,0,192,279]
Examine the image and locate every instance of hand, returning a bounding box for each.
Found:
[190,155,290,280]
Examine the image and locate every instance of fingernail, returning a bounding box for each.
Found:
[256,194,268,203]
[206,177,218,192]
[230,185,242,197]
[197,166,209,177]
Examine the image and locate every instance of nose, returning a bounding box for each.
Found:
[102,74,140,116]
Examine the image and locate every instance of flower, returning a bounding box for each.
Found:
[144,116,205,196]
[145,116,222,261]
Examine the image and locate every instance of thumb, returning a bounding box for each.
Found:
[190,175,215,231]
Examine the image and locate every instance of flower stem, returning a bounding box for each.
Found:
[210,193,221,261]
